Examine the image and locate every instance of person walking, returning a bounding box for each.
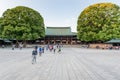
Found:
[49,45,53,52]
[39,46,42,56]
[53,45,56,53]
[42,46,44,53]
[58,45,61,53]
[32,48,38,64]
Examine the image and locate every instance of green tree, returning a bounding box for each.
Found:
[0,18,2,37]
[77,3,120,42]
[1,6,45,45]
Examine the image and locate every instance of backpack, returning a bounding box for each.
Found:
[32,50,37,55]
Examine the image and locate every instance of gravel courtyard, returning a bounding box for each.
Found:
[0,47,120,80]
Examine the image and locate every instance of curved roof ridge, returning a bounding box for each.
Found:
[45,26,76,36]
[46,26,71,29]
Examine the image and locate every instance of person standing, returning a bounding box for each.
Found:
[2,44,5,48]
[32,48,38,64]
[19,43,23,50]
[12,44,15,50]
[46,44,49,51]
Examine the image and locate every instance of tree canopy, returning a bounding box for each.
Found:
[77,3,120,42]
[0,6,45,41]
[0,18,2,38]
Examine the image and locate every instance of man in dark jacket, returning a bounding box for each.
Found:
[32,48,38,64]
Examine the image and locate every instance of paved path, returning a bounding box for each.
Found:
[0,48,120,80]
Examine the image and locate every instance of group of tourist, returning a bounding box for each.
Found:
[45,44,62,53]
[12,43,23,50]
[32,44,62,64]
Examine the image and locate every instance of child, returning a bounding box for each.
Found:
[39,46,42,56]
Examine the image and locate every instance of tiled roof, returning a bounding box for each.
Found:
[106,39,120,43]
[46,27,76,36]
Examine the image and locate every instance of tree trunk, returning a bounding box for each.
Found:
[23,40,27,48]
[16,40,19,48]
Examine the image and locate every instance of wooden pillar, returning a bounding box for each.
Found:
[54,36,56,44]
[66,36,68,44]
[44,38,45,45]
[54,40,55,44]
[71,37,73,45]
[48,40,50,44]
[75,40,77,44]
[60,36,62,44]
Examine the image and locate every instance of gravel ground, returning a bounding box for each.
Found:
[0,47,120,80]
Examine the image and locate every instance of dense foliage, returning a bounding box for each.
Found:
[0,18,2,37]
[0,6,45,41]
[77,3,120,42]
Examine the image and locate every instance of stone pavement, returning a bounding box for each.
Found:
[0,47,120,80]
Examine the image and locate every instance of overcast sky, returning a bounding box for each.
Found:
[0,0,120,32]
